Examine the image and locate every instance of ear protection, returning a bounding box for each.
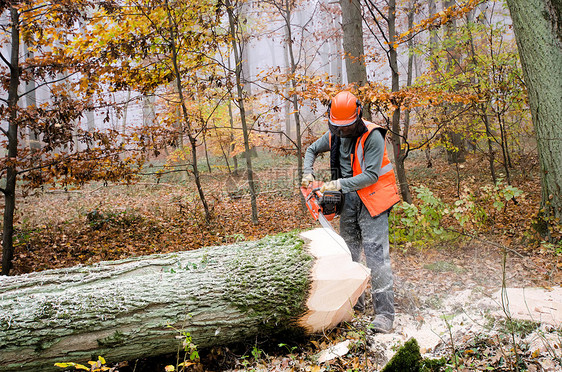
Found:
[356,99,363,119]
[327,98,363,121]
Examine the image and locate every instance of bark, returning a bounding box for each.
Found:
[497,113,512,184]
[482,109,498,184]
[228,97,239,176]
[203,129,212,173]
[467,19,497,184]
[226,0,259,224]
[0,230,368,371]
[2,7,21,276]
[425,0,438,169]
[444,132,466,164]
[388,0,412,203]
[442,0,467,165]
[340,0,367,86]
[331,11,344,84]
[283,21,292,144]
[402,2,416,169]
[428,0,438,67]
[226,57,239,176]
[339,0,371,120]
[281,0,306,212]
[120,90,131,134]
[142,96,156,127]
[506,0,562,223]
[23,42,41,154]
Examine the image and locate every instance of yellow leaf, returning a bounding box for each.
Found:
[165,366,175,372]
[75,364,90,371]
[54,363,75,368]
[532,349,541,358]
[98,356,106,364]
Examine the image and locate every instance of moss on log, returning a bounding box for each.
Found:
[0,232,313,371]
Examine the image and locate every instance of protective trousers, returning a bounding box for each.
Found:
[340,191,395,321]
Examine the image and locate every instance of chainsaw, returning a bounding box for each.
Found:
[300,181,344,232]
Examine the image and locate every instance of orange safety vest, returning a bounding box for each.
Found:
[353,122,401,216]
[330,121,401,217]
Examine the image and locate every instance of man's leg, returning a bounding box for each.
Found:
[339,192,365,311]
[360,209,395,331]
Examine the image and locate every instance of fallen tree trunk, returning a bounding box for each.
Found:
[0,229,369,371]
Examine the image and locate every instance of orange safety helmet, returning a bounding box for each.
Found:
[328,91,366,138]
[328,91,362,126]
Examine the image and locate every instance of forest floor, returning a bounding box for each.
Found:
[6,151,562,371]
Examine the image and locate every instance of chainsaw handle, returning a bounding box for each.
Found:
[306,187,322,202]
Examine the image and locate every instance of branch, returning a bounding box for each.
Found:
[365,0,389,23]
[362,1,390,51]
[394,0,486,45]
[15,148,137,176]
[409,105,473,152]
[193,90,231,141]
[448,228,527,260]
[18,72,79,100]
[0,51,12,68]
[207,125,299,150]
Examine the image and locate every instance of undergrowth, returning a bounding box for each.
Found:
[390,181,524,250]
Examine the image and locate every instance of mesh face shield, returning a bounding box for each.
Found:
[328,118,367,138]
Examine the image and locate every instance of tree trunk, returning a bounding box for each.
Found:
[203,129,212,173]
[442,0,467,165]
[23,42,41,154]
[0,229,369,371]
[481,110,497,184]
[164,1,211,222]
[428,0,438,68]
[226,0,259,224]
[2,7,21,276]
[505,0,562,224]
[227,98,239,177]
[331,11,344,84]
[282,0,306,212]
[388,0,412,203]
[283,22,292,145]
[444,132,466,164]
[226,56,239,177]
[339,0,371,120]
[402,1,416,167]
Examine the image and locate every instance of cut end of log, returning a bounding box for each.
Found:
[298,228,371,333]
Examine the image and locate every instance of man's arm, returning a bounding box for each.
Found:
[303,131,330,176]
[339,130,385,193]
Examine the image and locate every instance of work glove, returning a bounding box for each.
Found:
[320,179,341,193]
[301,173,315,187]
